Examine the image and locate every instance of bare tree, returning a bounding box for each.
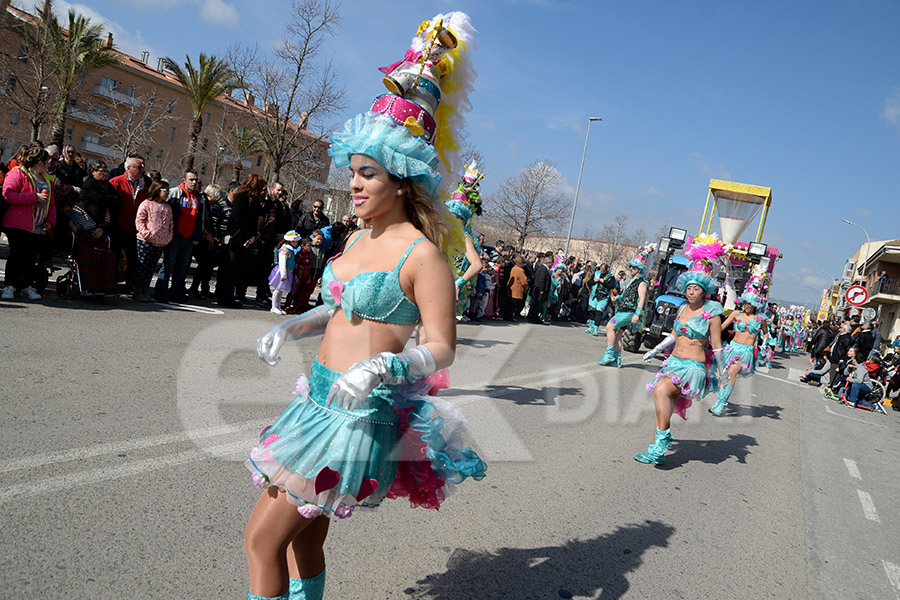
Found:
[0,7,61,141]
[325,166,352,221]
[227,0,346,182]
[597,214,634,268]
[105,88,176,163]
[491,159,570,249]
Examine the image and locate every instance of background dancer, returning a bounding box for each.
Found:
[446,162,484,322]
[710,270,769,415]
[244,14,485,600]
[598,244,654,367]
[585,262,615,336]
[639,235,726,465]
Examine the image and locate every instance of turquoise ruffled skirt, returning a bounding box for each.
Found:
[246,360,486,518]
[723,341,756,377]
[647,355,718,420]
[610,310,640,331]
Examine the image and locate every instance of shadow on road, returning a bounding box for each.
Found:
[728,403,784,420]
[456,337,513,349]
[660,433,758,469]
[441,384,582,406]
[404,520,675,600]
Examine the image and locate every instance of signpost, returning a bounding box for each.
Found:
[862,307,876,322]
[845,285,869,306]
[849,307,860,318]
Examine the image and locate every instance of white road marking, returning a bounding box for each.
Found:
[0,419,268,474]
[0,440,248,503]
[824,404,887,428]
[755,371,811,389]
[857,489,880,522]
[843,458,862,480]
[883,560,900,599]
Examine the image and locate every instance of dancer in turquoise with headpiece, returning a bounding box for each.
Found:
[709,266,770,415]
[597,243,654,367]
[585,262,615,336]
[639,234,727,465]
[243,13,485,600]
[446,162,484,320]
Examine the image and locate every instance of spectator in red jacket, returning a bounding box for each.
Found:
[109,155,151,290]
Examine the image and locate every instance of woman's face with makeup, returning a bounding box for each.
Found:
[348,154,402,220]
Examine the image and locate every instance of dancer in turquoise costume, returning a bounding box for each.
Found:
[585,262,615,335]
[446,162,484,320]
[598,244,654,367]
[710,267,770,415]
[639,234,726,465]
[244,13,485,600]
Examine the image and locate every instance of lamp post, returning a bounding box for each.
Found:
[841,219,871,285]
[564,116,602,256]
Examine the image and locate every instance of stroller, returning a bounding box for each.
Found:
[55,230,118,299]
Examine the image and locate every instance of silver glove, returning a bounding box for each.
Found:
[326,345,437,411]
[643,335,676,362]
[257,305,334,366]
[713,348,727,381]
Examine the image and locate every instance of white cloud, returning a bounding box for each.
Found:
[883,85,900,135]
[644,186,662,196]
[690,152,731,180]
[802,275,829,289]
[200,0,239,28]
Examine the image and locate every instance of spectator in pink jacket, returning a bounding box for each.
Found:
[2,145,56,300]
[132,180,173,303]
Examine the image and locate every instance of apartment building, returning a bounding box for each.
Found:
[0,1,329,200]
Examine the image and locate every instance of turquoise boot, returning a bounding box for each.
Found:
[249,590,289,600]
[634,428,673,465]
[710,384,733,416]
[597,345,621,367]
[290,566,326,600]
[585,319,597,335]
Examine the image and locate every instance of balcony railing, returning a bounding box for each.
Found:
[80,140,119,159]
[93,85,141,107]
[67,107,114,129]
[872,278,900,297]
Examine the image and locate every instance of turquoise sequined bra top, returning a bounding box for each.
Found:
[734,317,762,335]
[321,232,426,324]
[673,300,724,340]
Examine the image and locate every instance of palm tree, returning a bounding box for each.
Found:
[226,125,263,183]
[162,53,236,172]
[46,8,118,148]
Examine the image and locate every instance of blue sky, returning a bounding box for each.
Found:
[26,0,900,304]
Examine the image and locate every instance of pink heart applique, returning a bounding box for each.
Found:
[314,467,341,495]
[355,478,379,502]
[328,280,344,305]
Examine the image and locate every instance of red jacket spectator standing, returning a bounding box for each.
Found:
[109,156,150,288]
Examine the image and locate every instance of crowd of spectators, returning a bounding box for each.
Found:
[0,142,358,309]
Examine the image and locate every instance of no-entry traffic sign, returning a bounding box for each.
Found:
[845,285,869,306]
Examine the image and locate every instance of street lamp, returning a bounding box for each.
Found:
[564,116,602,256]
[841,218,871,284]
[668,227,687,249]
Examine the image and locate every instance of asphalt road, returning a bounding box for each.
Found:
[1,291,899,599]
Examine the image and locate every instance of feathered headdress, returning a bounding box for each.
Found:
[676,233,726,295]
[329,12,477,261]
[446,161,483,223]
[628,242,656,273]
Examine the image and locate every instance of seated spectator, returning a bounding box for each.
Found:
[57,187,118,294]
[845,350,873,408]
[81,160,120,233]
[800,351,831,387]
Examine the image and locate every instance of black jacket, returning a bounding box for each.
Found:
[856,330,875,358]
[229,192,263,248]
[297,211,330,237]
[811,326,832,357]
[830,332,853,363]
[532,264,551,296]
[81,177,121,229]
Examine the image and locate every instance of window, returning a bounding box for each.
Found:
[125,113,132,125]
[200,163,207,176]
[145,146,152,157]
[202,138,208,151]
[92,103,108,116]
[149,93,156,107]
[166,100,174,114]
[100,76,117,90]
[85,131,101,145]
[65,125,73,140]
[256,155,262,167]
[69,96,78,106]
[168,127,175,141]
[156,149,163,164]
[6,75,16,93]
[10,112,19,125]
[143,119,150,133]
[203,112,211,125]
[127,85,135,97]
